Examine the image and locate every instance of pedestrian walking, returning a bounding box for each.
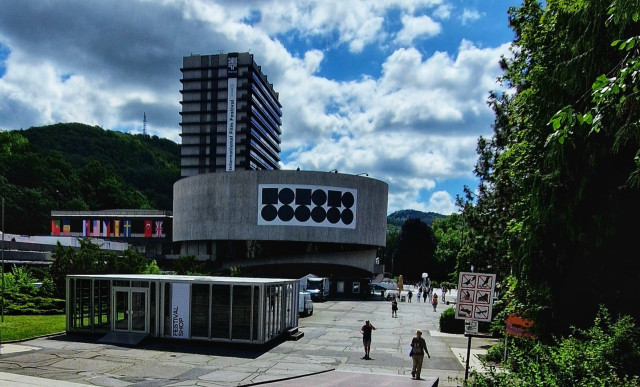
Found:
[360,320,377,359]
[417,291,421,302]
[410,329,431,379]
[432,293,438,312]
[423,288,428,303]
[392,297,398,317]
[408,290,413,303]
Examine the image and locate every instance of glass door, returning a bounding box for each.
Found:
[131,291,147,332]
[113,288,148,333]
[114,290,129,331]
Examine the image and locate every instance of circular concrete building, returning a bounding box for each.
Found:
[173,170,388,276]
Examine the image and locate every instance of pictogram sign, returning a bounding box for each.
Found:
[455,272,496,322]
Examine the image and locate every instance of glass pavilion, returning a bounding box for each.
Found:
[66,274,299,344]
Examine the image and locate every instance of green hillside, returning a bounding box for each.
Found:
[0,123,180,235]
[387,209,446,227]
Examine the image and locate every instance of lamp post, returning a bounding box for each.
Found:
[356,172,368,176]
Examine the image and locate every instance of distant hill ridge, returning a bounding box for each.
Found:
[387,209,446,227]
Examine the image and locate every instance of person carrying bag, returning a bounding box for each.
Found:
[409,329,430,379]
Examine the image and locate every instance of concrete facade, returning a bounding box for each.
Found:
[173,170,388,247]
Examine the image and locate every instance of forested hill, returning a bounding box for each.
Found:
[387,209,446,226]
[0,123,180,235]
[20,123,180,211]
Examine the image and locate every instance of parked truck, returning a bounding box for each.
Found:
[306,277,330,301]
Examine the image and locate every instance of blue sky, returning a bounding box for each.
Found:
[0,0,520,214]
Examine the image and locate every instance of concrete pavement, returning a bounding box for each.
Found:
[0,287,497,386]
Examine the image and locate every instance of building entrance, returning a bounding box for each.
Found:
[113,287,148,333]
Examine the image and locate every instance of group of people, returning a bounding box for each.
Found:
[398,285,441,312]
[360,320,431,380]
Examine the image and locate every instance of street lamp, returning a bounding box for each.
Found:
[328,169,338,173]
[356,172,368,176]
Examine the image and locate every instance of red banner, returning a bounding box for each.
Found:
[144,220,152,237]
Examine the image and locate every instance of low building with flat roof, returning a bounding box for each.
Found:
[66,274,299,344]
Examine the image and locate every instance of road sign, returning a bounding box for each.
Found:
[455,272,496,322]
[465,319,478,335]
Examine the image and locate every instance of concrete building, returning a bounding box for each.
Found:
[173,169,388,278]
[175,53,389,280]
[180,52,282,176]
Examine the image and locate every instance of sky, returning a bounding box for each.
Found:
[0,0,519,215]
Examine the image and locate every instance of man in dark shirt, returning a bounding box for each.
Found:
[360,320,377,359]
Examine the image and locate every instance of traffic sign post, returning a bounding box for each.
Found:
[456,271,496,383]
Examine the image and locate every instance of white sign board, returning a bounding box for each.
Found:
[226,78,237,171]
[465,319,478,335]
[171,283,190,339]
[455,272,496,322]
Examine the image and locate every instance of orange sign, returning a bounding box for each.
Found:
[505,314,535,338]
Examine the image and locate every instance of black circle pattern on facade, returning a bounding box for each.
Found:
[277,204,294,222]
[341,192,355,208]
[311,206,327,223]
[311,189,327,206]
[278,188,295,205]
[294,205,311,222]
[261,205,278,222]
[341,208,354,225]
[327,207,341,224]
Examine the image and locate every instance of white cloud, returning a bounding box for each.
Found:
[425,191,457,214]
[433,4,452,20]
[394,15,441,46]
[461,8,483,25]
[0,0,512,214]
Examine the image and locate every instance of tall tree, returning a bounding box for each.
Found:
[392,218,436,281]
[469,0,640,334]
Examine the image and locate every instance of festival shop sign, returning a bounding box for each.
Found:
[171,283,190,339]
[455,272,496,323]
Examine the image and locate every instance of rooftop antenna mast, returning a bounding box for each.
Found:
[143,112,147,135]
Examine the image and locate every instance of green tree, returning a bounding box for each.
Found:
[392,218,436,281]
[467,0,640,335]
[431,213,462,282]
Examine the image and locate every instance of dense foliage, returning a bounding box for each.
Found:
[0,266,65,315]
[469,309,640,386]
[0,123,179,235]
[392,218,436,280]
[49,238,161,298]
[387,209,446,227]
[461,0,640,336]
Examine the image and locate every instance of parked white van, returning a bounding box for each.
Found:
[298,291,314,316]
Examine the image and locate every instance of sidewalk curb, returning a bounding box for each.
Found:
[247,368,335,386]
[0,331,66,345]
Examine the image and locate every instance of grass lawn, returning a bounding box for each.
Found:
[0,315,66,342]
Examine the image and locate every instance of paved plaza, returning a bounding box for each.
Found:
[0,288,497,386]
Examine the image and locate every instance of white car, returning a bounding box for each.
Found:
[298,291,314,316]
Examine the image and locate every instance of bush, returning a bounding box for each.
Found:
[440,307,464,333]
[484,343,504,363]
[2,291,65,315]
[467,307,640,386]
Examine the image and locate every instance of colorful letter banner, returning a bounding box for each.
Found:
[51,220,60,236]
[114,220,121,237]
[62,220,71,236]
